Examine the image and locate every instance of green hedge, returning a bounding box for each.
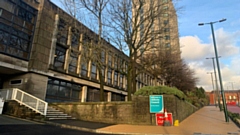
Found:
[134,86,187,99]
[228,111,240,127]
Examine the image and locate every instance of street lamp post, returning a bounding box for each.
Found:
[229,82,235,90]
[199,18,229,122]
[207,72,217,105]
[206,57,221,110]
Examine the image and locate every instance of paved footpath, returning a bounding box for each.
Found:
[96,106,240,135]
[2,106,240,135]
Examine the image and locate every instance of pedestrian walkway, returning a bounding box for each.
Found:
[45,106,239,135]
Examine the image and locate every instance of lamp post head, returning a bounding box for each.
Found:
[198,23,204,26]
[219,18,227,22]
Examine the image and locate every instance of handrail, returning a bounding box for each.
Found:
[0,88,48,115]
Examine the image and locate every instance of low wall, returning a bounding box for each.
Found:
[2,101,42,119]
[51,95,198,125]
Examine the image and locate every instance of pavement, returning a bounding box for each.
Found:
[1,106,239,135]
[38,106,240,135]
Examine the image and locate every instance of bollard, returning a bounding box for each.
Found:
[174,120,179,126]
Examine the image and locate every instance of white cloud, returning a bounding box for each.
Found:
[180,29,240,91]
[214,28,240,57]
[180,36,212,61]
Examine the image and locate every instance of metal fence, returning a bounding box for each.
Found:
[0,88,48,115]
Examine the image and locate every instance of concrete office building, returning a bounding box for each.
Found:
[133,0,181,60]
[0,0,165,102]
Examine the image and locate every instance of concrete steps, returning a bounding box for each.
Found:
[46,106,75,120]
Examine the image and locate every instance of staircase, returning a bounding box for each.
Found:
[46,106,75,120]
[0,88,76,120]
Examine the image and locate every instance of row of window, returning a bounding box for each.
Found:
[46,78,125,102]
[52,16,162,92]
[53,42,158,89]
[46,78,82,102]
[0,0,37,60]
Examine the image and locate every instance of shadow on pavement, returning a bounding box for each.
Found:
[48,119,114,129]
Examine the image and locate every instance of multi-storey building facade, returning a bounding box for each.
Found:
[0,0,163,102]
[134,0,181,61]
[207,90,240,106]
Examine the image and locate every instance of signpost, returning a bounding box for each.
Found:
[149,95,164,113]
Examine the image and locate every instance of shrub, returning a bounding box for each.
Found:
[228,111,240,127]
[134,86,187,100]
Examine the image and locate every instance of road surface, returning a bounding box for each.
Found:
[0,115,109,135]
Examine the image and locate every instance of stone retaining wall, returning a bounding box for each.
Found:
[51,95,198,125]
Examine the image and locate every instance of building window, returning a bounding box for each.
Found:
[101,50,105,63]
[163,13,168,17]
[10,79,22,85]
[0,0,37,60]
[119,59,124,72]
[120,74,123,88]
[71,27,80,50]
[54,45,66,70]
[101,66,105,81]
[91,62,97,80]
[114,55,118,69]
[108,52,112,67]
[165,43,170,48]
[81,62,88,77]
[164,28,170,33]
[163,20,169,25]
[57,18,68,45]
[46,78,82,102]
[114,71,118,86]
[68,50,78,73]
[163,6,168,10]
[86,88,108,102]
[107,68,112,84]
[165,35,170,40]
[137,82,141,89]
[125,62,128,72]
[112,93,125,101]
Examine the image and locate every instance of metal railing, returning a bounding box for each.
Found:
[0,88,48,115]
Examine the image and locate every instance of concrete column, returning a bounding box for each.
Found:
[48,14,59,66]
[64,26,72,72]
[125,96,128,101]
[81,86,88,102]
[107,92,111,102]
[77,34,83,75]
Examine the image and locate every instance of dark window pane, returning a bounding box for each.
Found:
[54,45,66,69]
[71,28,80,49]
[68,50,78,73]
[47,84,58,96]
[91,63,97,79]
[81,62,88,77]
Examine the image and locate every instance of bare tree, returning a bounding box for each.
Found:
[60,0,182,101]
[79,0,109,101]
[107,0,180,100]
[142,50,198,93]
[60,0,109,101]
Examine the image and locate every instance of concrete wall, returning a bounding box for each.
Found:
[51,95,198,125]
[3,73,48,100]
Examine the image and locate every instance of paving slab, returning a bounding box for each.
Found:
[97,106,240,135]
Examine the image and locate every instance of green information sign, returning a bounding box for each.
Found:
[149,95,164,113]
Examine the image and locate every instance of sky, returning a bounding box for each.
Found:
[177,0,240,91]
[51,0,240,91]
